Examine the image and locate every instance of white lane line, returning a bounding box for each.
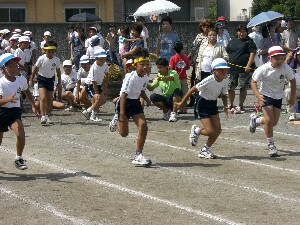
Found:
[48,136,300,204]
[0,146,242,225]
[0,187,95,225]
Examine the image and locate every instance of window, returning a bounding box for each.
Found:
[64,4,96,22]
[0,7,26,22]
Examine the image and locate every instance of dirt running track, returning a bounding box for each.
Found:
[1,90,300,225]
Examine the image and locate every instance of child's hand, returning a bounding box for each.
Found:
[145,100,152,107]
[174,101,183,110]
[288,96,296,106]
[7,94,17,103]
[224,107,231,118]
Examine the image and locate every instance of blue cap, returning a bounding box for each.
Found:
[94,49,107,58]
[211,58,230,70]
[0,53,21,67]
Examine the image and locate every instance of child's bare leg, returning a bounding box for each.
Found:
[39,88,48,115]
[262,106,280,138]
[46,91,53,114]
[91,94,102,111]
[79,91,92,108]
[200,115,221,147]
[117,117,129,137]
[133,113,148,152]
[10,120,25,157]
[0,132,3,145]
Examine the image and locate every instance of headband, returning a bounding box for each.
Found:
[134,57,150,64]
[44,46,57,50]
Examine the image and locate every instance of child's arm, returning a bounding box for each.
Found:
[0,94,17,106]
[75,79,81,103]
[288,78,297,106]
[250,79,265,103]
[92,81,99,94]
[23,89,39,115]
[175,86,198,110]
[56,68,62,101]
[140,90,151,106]
[119,92,128,122]
[29,65,39,87]
[125,38,139,42]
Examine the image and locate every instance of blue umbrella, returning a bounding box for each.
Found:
[247,11,284,28]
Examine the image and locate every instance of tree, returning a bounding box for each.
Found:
[208,0,217,21]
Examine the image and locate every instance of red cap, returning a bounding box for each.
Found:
[217,16,226,21]
[268,46,285,57]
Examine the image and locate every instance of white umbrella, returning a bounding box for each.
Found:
[133,0,181,16]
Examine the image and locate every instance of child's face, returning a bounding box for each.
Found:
[131,29,139,38]
[213,68,228,81]
[161,21,172,33]
[157,65,168,75]
[44,35,51,41]
[81,62,90,72]
[95,57,106,66]
[3,59,20,77]
[63,65,72,75]
[19,41,30,49]
[89,30,97,37]
[136,59,150,76]
[45,49,56,59]
[270,55,285,68]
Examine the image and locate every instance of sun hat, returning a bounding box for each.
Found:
[63,60,73,66]
[268,46,285,57]
[94,48,107,58]
[0,53,21,67]
[18,36,30,43]
[80,55,90,64]
[12,28,21,34]
[1,29,10,35]
[88,27,98,32]
[211,58,230,70]
[90,35,100,45]
[44,31,51,36]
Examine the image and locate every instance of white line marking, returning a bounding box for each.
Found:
[0,187,95,225]
[0,146,242,225]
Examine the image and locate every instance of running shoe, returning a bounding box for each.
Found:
[15,158,28,170]
[82,109,91,119]
[169,112,177,122]
[109,114,118,132]
[189,124,200,146]
[90,115,102,122]
[198,148,216,159]
[132,153,152,166]
[268,144,280,157]
[249,113,258,133]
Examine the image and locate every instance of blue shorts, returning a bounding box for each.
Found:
[85,84,103,98]
[194,96,218,119]
[263,95,282,109]
[150,88,183,110]
[116,98,144,119]
[37,75,55,92]
[0,107,22,132]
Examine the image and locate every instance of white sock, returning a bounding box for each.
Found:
[87,107,92,113]
[15,156,22,160]
[195,127,201,135]
[255,117,262,125]
[91,110,96,116]
[267,137,274,145]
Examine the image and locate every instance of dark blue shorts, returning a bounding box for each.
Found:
[0,107,22,132]
[194,96,218,119]
[116,98,144,119]
[37,75,55,92]
[150,88,183,110]
[263,95,282,109]
[85,84,103,98]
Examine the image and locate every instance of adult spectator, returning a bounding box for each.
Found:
[70,25,86,72]
[105,23,120,66]
[249,26,263,67]
[136,16,149,49]
[216,16,230,41]
[215,21,230,47]
[281,17,297,52]
[258,24,276,64]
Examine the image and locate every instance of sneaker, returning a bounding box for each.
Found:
[288,113,297,121]
[90,115,102,122]
[249,113,258,133]
[132,153,152,166]
[46,117,53,124]
[234,106,242,114]
[65,106,77,112]
[109,114,118,132]
[40,116,47,125]
[15,158,28,170]
[189,124,200,146]
[169,112,177,122]
[82,109,91,119]
[198,148,216,159]
[163,110,171,121]
[268,144,280,157]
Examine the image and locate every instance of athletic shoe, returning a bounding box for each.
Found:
[82,109,91,119]
[234,106,242,114]
[249,113,258,133]
[90,115,102,122]
[288,113,297,121]
[169,112,177,122]
[163,110,171,121]
[65,106,77,112]
[15,158,28,170]
[46,117,53,124]
[189,124,200,146]
[132,153,152,166]
[268,144,280,157]
[198,148,216,159]
[109,114,118,132]
[40,116,47,125]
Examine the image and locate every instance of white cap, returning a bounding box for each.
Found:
[94,48,107,58]
[63,60,73,66]
[23,31,32,36]
[1,29,10,34]
[18,36,30,43]
[211,58,230,70]
[9,36,18,42]
[126,59,133,66]
[281,20,286,28]
[268,46,285,57]
[0,53,21,67]
[12,28,21,34]
[44,31,51,36]
[80,55,90,64]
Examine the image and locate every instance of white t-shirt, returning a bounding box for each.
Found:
[141,26,149,49]
[196,74,228,100]
[201,46,213,72]
[35,55,61,78]
[85,62,109,85]
[120,71,149,99]
[77,67,89,87]
[86,46,103,60]
[0,76,27,108]
[24,41,37,63]
[14,48,28,66]
[61,71,77,90]
[40,40,46,49]
[252,62,295,99]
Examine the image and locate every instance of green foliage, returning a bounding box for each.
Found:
[251,0,299,19]
[208,0,217,21]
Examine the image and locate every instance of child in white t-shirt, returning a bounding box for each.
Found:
[14,36,30,77]
[30,41,62,125]
[249,46,296,157]
[76,55,91,108]
[81,49,109,121]
[40,31,51,54]
[0,53,38,170]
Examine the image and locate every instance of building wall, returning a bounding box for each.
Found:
[229,0,252,21]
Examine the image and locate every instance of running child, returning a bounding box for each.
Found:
[29,41,62,125]
[108,49,152,166]
[81,48,108,122]
[249,46,296,157]
[175,58,230,159]
[76,55,91,108]
[0,53,39,170]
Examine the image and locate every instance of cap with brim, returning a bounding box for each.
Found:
[90,35,100,45]
[44,31,51,36]
[211,58,230,70]
[63,60,73,66]
[18,36,30,43]
[268,46,285,57]
[217,16,226,21]
[0,53,21,67]
[126,59,133,66]
[80,55,90,63]
[94,49,107,58]
[23,31,32,36]
[1,29,10,34]
[89,27,98,32]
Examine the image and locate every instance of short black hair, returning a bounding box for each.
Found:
[44,40,57,48]
[136,16,145,23]
[262,24,273,38]
[161,16,172,25]
[131,23,143,35]
[109,23,116,28]
[174,41,183,53]
[136,48,150,59]
[156,58,169,67]
[236,24,248,33]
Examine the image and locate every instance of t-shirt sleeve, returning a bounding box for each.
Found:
[252,65,265,81]
[169,57,175,69]
[248,38,257,53]
[20,76,28,91]
[35,56,43,67]
[150,77,159,88]
[284,63,295,80]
